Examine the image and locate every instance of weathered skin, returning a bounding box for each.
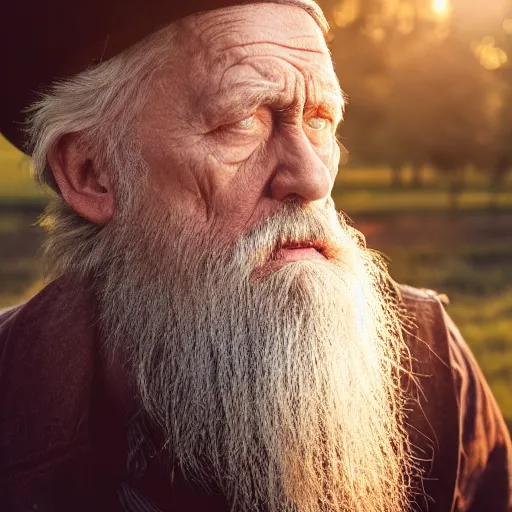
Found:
[48,4,344,248]
[141,4,344,246]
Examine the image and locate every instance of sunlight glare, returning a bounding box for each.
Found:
[432,0,448,15]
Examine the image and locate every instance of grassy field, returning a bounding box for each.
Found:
[1,135,511,430]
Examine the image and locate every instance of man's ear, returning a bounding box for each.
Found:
[47,134,115,225]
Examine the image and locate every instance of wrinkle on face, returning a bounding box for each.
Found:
[139,3,345,248]
[181,4,343,125]
[210,58,342,127]
[218,39,327,55]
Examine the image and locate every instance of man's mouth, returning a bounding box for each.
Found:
[274,240,327,262]
[250,239,329,281]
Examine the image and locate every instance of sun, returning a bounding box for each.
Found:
[432,0,449,15]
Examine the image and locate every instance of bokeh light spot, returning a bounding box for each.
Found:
[432,0,448,14]
[332,0,359,28]
[472,37,509,70]
[503,18,512,35]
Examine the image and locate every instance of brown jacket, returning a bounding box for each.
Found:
[0,278,510,511]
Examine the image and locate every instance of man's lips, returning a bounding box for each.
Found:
[274,241,327,262]
[251,241,328,281]
[276,247,326,262]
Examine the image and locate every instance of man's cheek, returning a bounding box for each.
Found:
[313,133,338,167]
[204,131,264,168]
[198,141,266,197]
[174,148,247,229]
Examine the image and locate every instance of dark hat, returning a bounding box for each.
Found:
[1,0,321,153]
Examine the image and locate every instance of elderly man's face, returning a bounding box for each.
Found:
[139,3,343,247]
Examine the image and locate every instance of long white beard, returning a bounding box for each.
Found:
[97,202,415,512]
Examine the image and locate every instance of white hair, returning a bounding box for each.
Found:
[96,200,417,512]
[27,24,179,206]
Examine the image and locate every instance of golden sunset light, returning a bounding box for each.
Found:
[2,1,512,509]
[432,0,449,15]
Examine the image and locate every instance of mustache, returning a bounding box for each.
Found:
[234,201,361,264]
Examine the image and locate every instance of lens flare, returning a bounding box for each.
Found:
[432,0,449,15]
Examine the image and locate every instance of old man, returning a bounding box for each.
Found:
[0,0,511,511]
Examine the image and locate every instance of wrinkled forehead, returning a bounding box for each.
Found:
[184,3,328,55]
[173,3,342,109]
[181,4,335,78]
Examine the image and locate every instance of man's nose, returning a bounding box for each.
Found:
[268,130,333,203]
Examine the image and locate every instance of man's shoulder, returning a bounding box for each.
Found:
[396,283,454,348]
[397,285,512,511]
[0,277,93,341]
[0,278,98,476]
[0,276,98,401]
[0,276,98,387]
[395,284,464,510]
[0,278,103,508]
[398,282,449,308]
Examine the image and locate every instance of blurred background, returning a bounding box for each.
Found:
[0,0,511,429]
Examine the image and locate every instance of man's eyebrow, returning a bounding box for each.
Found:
[201,86,278,124]
[318,78,346,121]
[313,89,345,121]
[205,81,345,123]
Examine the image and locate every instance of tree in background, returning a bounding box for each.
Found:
[488,4,512,206]
[491,85,512,205]
[317,0,511,201]
[389,39,491,205]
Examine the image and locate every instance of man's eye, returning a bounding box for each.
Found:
[306,116,330,130]
[236,115,256,130]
